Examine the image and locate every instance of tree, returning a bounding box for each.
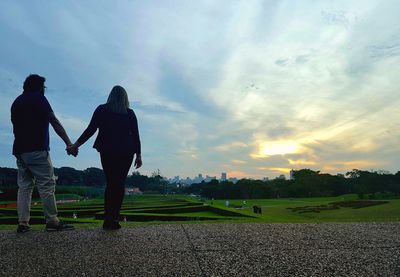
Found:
[82,167,106,187]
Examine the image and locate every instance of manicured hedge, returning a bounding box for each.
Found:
[0,217,44,224]
[58,205,104,210]
[57,209,103,217]
[207,206,255,217]
[288,200,391,213]
[120,203,201,210]
[95,212,228,221]
[124,205,208,214]
[0,198,253,223]
[0,208,17,215]
[329,200,389,209]
[0,216,99,225]
[0,208,46,216]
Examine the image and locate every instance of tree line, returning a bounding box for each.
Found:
[0,167,169,200]
[182,169,400,199]
[1,167,400,200]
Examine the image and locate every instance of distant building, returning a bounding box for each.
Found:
[228,177,238,184]
[193,173,204,183]
[221,172,227,181]
[125,187,143,195]
[263,177,269,182]
[204,175,217,182]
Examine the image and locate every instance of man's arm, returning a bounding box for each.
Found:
[48,112,73,148]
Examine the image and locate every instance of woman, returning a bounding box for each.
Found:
[70,85,142,230]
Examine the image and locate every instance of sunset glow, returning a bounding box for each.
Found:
[0,1,399,179]
[255,141,300,158]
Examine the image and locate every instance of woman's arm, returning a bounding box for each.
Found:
[133,115,141,156]
[72,107,101,149]
[131,111,142,168]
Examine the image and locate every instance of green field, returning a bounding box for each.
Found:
[1,194,399,230]
[205,194,400,223]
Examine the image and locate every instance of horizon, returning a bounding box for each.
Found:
[1,1,399,179]
[1,164,397,182]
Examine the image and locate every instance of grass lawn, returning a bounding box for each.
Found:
[206,194,400,223]
[1,194,399,231]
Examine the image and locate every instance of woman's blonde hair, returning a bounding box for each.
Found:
[106,85,130,114]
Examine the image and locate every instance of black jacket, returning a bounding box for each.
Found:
[77,104,141,155]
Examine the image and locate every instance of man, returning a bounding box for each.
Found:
[11,74,77,233]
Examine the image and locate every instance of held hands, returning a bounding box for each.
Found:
[66,143,79,157]
[134,154,142,169]
[66,143,140,165]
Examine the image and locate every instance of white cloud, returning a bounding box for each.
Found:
[215,142,248,152]
[56,114,89,138]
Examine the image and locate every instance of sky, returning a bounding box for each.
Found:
[0,0,399,179]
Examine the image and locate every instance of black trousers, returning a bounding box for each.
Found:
[100,152,134,221]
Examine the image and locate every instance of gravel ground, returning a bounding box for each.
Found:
[0,222,399,276]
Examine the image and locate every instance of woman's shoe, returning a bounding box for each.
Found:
[102,220,121,230]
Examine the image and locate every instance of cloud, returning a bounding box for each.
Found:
[295,54,312,64]
[215,142,248,152]
[288,159,316,166]
[369,43,400,58]
[0,1,399,178]
[257,167,291,174]
[56,114,88,137]
[321,10,351,28]
[226,171,250,178]
[321,160,387,173]
[275,59,289,66]
[133,102,186,115]
[232,159,247,165]
[251,140,301,158]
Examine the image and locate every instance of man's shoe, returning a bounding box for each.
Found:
[17,224,32,233]
[46,221,75,232]
[103,220,121,230]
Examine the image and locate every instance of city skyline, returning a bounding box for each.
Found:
[0,1,399,179]
[168,172,240,185]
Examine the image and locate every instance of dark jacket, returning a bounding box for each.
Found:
[77,104,141,155]
[11,91,53,155]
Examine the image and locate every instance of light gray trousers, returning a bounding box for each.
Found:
[16,151,59,224]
